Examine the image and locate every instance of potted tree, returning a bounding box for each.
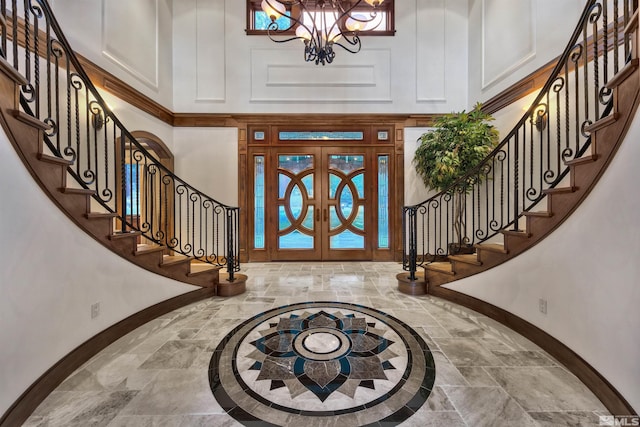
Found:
[413,103,499,255]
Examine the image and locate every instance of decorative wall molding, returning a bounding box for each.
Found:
[481,0,536,89]
[249,48,392,103]
[101,0,159,89]
[416,0,447,103]
[195,0,226,102]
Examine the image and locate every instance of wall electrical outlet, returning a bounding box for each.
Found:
[91,302,100,319]
[538,298,547,315]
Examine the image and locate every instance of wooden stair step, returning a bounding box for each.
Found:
[475,243,508,254]
[584,113,618,133]
[425,262,455,275]
[37,153,72,166]
[10,109,51,131]
[188,262,221,277]
[85,212,118,220]
[0,56,28,85]
[135,244,165,256]
[605,58,639,90]
[543,186,577,195]
[161,255,193,267]
[565,154,598,166]
[501,229,531,238]
[60,187,95,196]
[523,210,553,218]
[449,254,482,266]
[109,231,142,240]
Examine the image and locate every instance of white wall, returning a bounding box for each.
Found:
[52,0,174,108]
[468,0,584,104]
[446,111,640,413]
[172,127,239,206]
[173,0,469,114]
[0,129,196,416]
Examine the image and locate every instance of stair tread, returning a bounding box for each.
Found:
[85,212,118,219]
[523,210,553,218]
[135,244,165,255]
[543,186,577,195]
[60,187,95,195]
[425,262,455,275]
[188,262,221,276]
[475,243,508,254]
[161,254,193,267]
[583,113,618,133]
[109,231,142,240]
[37,153,72,166]
[606,58,639,89]
[501,229,531,238]
[565,154,598,166]
[449,254,482,266]
[10,109,51,131]
[0,56,28,85]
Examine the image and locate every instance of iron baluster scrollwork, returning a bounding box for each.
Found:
[402,0,634,280]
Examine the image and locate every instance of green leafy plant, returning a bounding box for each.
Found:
[413,102,499,252]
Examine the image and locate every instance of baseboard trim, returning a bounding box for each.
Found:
[429,285,637,416]
[0,287,216,427]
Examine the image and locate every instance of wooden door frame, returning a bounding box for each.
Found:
[239,118,406,263]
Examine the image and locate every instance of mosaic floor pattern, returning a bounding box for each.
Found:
[23,262,610,427]
[209,302,435,425]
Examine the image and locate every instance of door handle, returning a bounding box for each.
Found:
[316,208,320,222]
[323,208,328,222]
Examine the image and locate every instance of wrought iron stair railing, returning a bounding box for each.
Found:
[403,0,637,280]
[0,0,240,280]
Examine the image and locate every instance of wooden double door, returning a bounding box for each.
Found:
[251,146,394,261]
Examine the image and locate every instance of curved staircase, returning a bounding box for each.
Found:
[399,3,640,296]
[0,3,246,297]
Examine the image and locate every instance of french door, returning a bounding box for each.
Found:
[250,146,393,261]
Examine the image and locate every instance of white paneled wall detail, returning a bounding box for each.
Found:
[481,0,536,89]
[250,49,392,103]
[196,0,226,102]
[101,0,159,89]
[416,0,446,102]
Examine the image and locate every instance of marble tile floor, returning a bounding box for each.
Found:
[24,262,609,427]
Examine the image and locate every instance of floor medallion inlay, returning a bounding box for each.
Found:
[208,301,436,426]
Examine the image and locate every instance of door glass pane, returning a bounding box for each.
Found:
[301,174,314,198]
[329,206,341,230]
[279,155,313,173]
[329,155,364,174]
[302,206,315,230]
[254,156,265,249]
[353,206,365,231]
[378,156,389,248]
[278,175,291,198]
[290,185,303,220]
[280,231,314,249]
[329,174,340,199]
[279,131,364,141]
[352,173,364,198]
[339,185,353,218]
[330,230,364,249]
[279,206,290,230]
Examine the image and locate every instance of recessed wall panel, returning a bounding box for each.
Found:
[416,0,446,102]
[102,0,158,88]
[196,0,226,102]
[250,48,391,103]
[482,0,535,88]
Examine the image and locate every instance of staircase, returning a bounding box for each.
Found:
[0,4,246,296]
[399,1,640,295]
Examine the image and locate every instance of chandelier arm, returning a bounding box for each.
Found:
[334,38,362,54]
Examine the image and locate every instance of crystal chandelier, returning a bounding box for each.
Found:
[260,0,385,66]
